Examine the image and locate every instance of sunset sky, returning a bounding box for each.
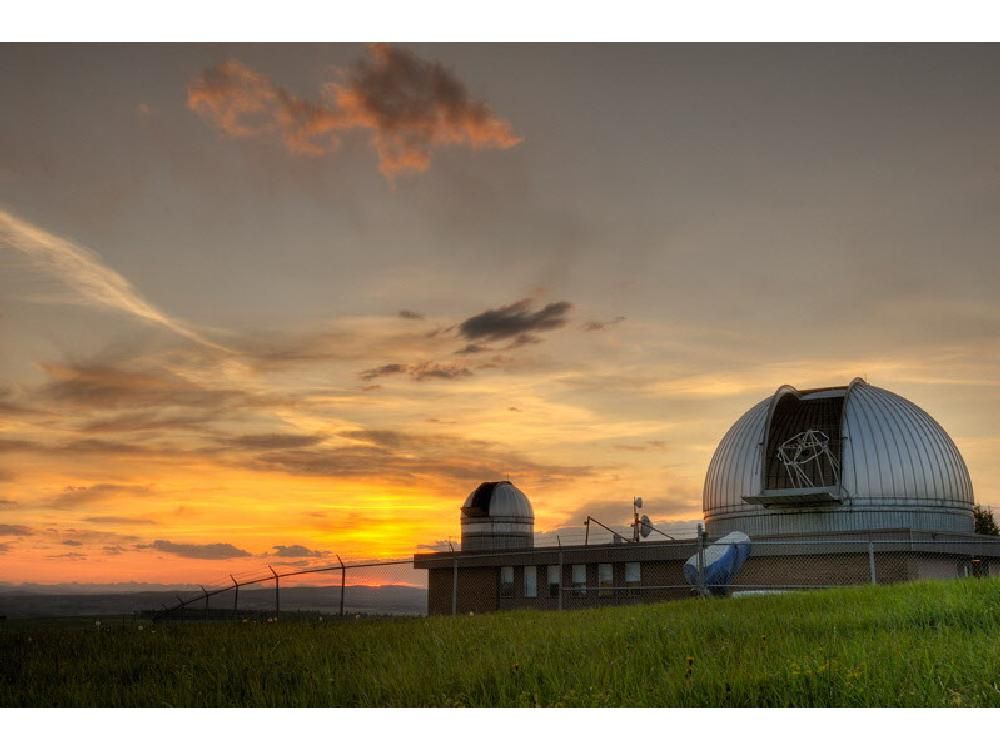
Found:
[3,43,1000,585]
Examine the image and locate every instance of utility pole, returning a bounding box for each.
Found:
[449,541,458,616]
[337,555,346,617]
[230,575,239,614]
[557,535,563,612]
[632,497,642,543]
[200,586,209,618]
[268,564,280,617]
[696,523,707,596]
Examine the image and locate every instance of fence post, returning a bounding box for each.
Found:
[868,541,877,584]
[449,542,458,616]
[268,564,280,617]
[557,535,563,612]
[230,575,239,614]
[696,524,707,596]
[337,555,346,617]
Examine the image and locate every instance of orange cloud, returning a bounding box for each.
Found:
[187,44,522,180]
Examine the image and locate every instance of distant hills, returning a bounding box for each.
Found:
[0,584,427,618]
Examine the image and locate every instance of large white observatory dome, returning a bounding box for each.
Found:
[703,378,974,536]
[460,481,535,551]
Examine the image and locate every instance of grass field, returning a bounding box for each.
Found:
[4,578,1000,707]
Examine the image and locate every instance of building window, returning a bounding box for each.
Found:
[547,565,561,597]
[500,566,515,598]
[598,563,614,597]
[625,561,641,597]
[524,566,537,598]
[572,564,587,597]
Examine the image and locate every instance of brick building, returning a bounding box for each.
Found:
[414,528,1000,616]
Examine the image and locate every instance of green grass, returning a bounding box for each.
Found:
[4,578,1000,706]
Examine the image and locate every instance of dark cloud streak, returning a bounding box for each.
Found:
[271,544,329,558]
[0,524,34,537]
[458,299,573,343]
[148,540,251,560]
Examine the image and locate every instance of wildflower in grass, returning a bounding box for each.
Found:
[137,625,144,631]
[95,620,101,628]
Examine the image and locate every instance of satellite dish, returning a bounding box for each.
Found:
[639,515,652,538]
[634,497,643,509]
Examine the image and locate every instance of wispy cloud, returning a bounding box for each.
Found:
[220,433,327,451]
[0,208,227,352]
[583,316,626,332]
[46,483,151,510]
[360,361,472,382]
[187,45,522,181]
[243,428,595,488]
[83,516,157,526]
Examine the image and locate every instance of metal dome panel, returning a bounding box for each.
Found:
[841,381,973,506]
[702,397,769,517]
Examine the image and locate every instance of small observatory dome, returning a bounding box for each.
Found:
[703,378,974,537]
[460,481,535,552]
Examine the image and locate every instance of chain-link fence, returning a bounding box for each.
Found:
[150,534,1000,620]
[150,557,426,621]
